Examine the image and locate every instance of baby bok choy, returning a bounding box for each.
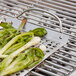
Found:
[0,47,44,76]
[0,32,34,57]
[0,37,41,75]
[0,22,19,49]
[0,18,27,49]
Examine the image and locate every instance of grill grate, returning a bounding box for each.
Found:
[0,0,76,76]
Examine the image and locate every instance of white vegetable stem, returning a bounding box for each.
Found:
[0,37,41,71]
[0,32,34,56]
[39,44,46,53]
[0,37,41,58]
[11,37,41,57]
[0,55,8,58]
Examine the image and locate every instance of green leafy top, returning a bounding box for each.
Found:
[0,22,14,29]
[0,22,18,48]
[0,47,44,76]
[30,28,47,37]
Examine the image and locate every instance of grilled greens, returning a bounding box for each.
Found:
[0,20,47,76]
[0,22,19,49]
[0,32,34,56]
[0,22,13,29]
[0,37,41,75]
[0,18,27,48]
[30,28,47,37]
[0,22,47,50]
[0,47,44,76]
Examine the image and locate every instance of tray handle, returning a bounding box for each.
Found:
[16,8,62,33]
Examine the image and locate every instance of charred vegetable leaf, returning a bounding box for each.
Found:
[0,21,45,76]
[30,28,47,37]
[0,48,44,76]
[0,32,34,55]
[0,22,13,29]
[0,36,40,72]
[27,48,44,68]
[0,22,19,48]
[0,18,26,48]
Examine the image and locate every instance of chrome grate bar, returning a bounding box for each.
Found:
[50,56,76,68]
[44,64,69,74]
[45,60,73,71]
[31,71,44,76]
[37,68,60,76]
[54,53,76,62]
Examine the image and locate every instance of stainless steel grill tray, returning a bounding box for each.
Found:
[1,10,69,75]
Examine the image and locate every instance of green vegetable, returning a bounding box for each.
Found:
[0,18,27,48]
[0,21,47,57]
[30,28,47,37]
[0,32,34,55]
[0,22,13,29]
[0,37,41,73]
[0,48,44,76]
[0,22,19,48]
[27,48,44,68]
[0,21,46,76]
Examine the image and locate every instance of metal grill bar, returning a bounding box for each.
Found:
[0,4,21,12]
[59,50,76,57]
[43,0,76,10]
[22,0,75,28]
[54,0,76,6]
[31,71,44,76]
[68,43,76,47]
[63,46,76,52]
[19,0,76,18]
[54,53,76,62]
[1,0,76,28]
[38,1,76,19]
[44,64,68,75]
[69,39,76,43]
[0,0,32,9]
[37,68,60,76]
[50,56,76,68]
[45,60,73,71]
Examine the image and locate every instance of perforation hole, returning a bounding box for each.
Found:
[48,44,51,46]
[21,70,24,72]
[46,46,48,48]
[16,73,20,76]
[50,47,53,49]
[53,45,57,48]
[46,50,50,52]
[46,39,49,42]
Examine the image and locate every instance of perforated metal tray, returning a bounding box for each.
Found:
[0,9,69,75]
